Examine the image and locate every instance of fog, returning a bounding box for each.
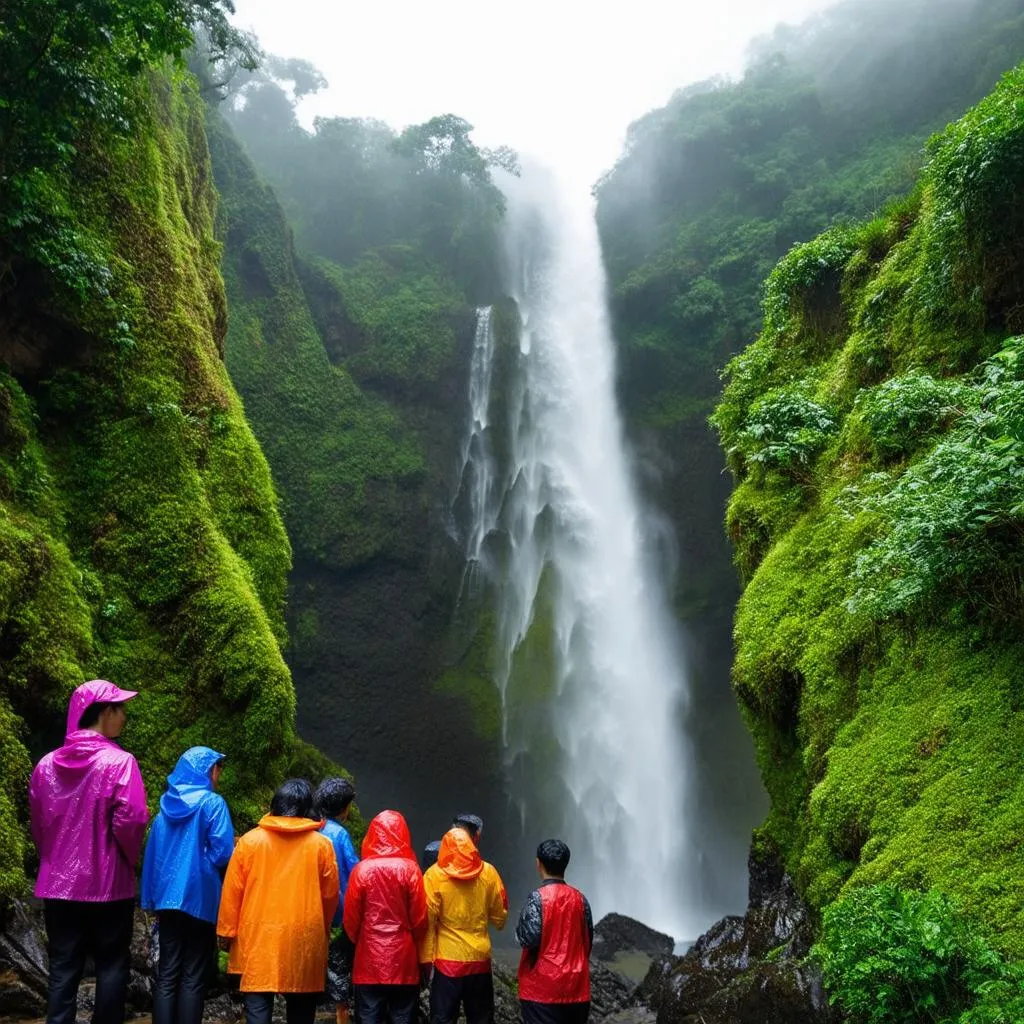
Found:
[230,0,844,183]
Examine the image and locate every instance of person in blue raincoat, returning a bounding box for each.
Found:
[141,747,235,1024]
[315,777,360,1024]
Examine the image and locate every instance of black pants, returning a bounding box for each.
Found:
[430,969,494,1024]
[243,991,320,1024]
[154,910,215,1024]
[44,898,135,1024]
[520,1001,591,1024]
[353,984,419,1024]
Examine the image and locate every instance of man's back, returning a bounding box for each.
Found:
[517,878,592,1004]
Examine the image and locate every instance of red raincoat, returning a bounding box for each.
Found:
[343,810,427,986]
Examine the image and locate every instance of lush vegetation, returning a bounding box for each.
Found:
[712,63,1024,966]
[814,885,1024,1024]
[0,4,338,896]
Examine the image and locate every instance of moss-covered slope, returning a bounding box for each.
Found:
[713,65,1024,951]
[0,71,333,896]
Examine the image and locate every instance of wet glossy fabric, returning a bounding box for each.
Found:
[321,818,359,927]
[420,828,508,975]
[517,881,591,1004]
[217,815,338,993]
[343,810,427,986]
[140,747,234,923]
[30,682,148,901]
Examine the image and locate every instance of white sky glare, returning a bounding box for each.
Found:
[230,0,836,185]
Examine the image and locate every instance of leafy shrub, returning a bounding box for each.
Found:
[734,385,837,480]
[849,338,1024,620]
[850,372,969,461]
[814,884,1024,1024]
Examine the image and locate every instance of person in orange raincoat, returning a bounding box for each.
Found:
[342,810,427,1024]
[420,825,508,1024]
[217,779,338,1024]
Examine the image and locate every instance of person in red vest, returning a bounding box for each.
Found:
[515,839,594,1024]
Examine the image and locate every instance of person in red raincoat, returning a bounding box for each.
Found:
[342,810,427,1024]
[29,680,149,1024]
[515,839,594,1024]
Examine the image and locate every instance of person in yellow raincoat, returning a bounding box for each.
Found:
[217,779,338,1024]
[420,825,508,1024]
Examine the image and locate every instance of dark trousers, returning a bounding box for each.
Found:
[154,910,215,1024]
[243,992,320,1024]
[354,984,419,1024]
[430,969,494,1024]
[520,1001,591,1024]
[44,898,135,1024]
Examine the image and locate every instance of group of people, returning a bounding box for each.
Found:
[28,680,595,1024]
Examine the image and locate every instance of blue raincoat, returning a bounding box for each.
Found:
[140,747,235,923]
[322,818,360,925]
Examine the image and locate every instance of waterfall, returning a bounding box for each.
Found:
[453,169,700,940]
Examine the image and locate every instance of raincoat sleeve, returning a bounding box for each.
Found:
[487,866,509,930]
[337,829,359,900]
[420,868,441,963]
[320,838,340,933]
[515,889,543,951]
[112,756,149,868]
[583,893,594,953]
[203,795,235,870]
[342,865,364,944]
[217,839,251,939]
[139,817,162,909]
[408,865,428,946]
[27,764,44,851]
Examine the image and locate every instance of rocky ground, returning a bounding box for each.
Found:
[0,849,838,1023]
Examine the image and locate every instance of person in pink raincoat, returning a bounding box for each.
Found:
[29,679,149,1024]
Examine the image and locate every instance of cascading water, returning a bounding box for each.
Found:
[452,169,700,940]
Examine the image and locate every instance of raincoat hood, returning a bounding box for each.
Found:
[362,810,415,860]
[438,827,484,879]
[258,814,325,834]
[65,679,138,739]
[159,746,225,820]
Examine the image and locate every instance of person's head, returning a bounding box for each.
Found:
[422,839,441,871]
[270,778,314,818]
[452,813,483,844]
[78,701,126,738]
[209,761,224,790]
[536,839,571,879]
[314,777,356,821]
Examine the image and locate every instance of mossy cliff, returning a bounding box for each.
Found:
[206,109,506,838]
[0,71,335,897]
[713,65,1024,952]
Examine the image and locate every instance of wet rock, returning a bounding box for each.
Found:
[0,900,48,1019]
[593,914,675,962]
[642,847,838,1024]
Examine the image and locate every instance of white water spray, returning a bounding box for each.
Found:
[453,170,700,940]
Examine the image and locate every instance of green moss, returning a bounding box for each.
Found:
[716,65,1024,953]
[0,69,342,884]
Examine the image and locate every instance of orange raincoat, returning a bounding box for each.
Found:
[420,827,508,976]
[217,815,339,992]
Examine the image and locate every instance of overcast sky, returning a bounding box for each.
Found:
[231,0,837,185]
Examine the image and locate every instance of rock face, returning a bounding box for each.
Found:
[641,848,839,1024]
[0,900,48,1019]
[593,913,675,961]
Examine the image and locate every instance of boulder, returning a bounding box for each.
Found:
[592,914,675,962]
[641,847,838,1024]
[0,900,48,1019]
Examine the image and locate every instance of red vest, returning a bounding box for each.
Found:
[517,882,591,1003]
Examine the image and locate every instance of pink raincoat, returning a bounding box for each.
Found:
[29,680,149,901]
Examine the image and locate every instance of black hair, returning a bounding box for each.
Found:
[270,778,314,818]
[537,839,571,877]
[452,813,483,840]
[422,840,441,871]
[314,777,356,819]
[77,701,122,730]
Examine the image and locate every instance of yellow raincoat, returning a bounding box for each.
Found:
[217,815,339,992]
[420,827,508,976]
